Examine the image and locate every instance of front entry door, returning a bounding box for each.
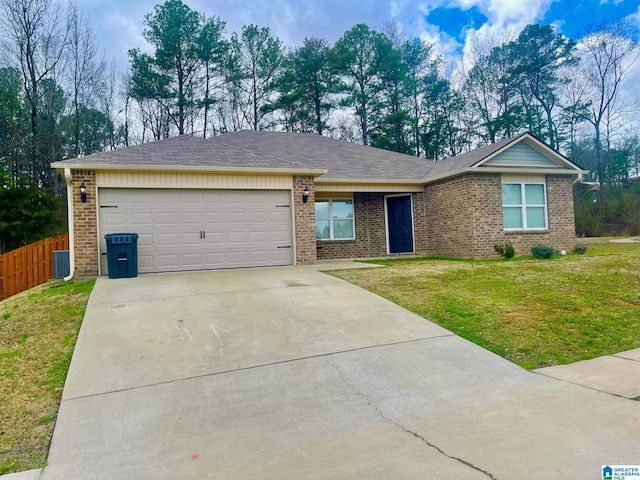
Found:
[386,195,414,254]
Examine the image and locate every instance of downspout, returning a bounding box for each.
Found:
[64,168,75,281]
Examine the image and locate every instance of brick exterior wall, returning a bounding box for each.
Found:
[317,193,384,260]
[70,170,577,272]
[71,170,99,278]
[423,173,577,259]
[423,174,485,258]
[293,176,317,265]
[412,191,428,254]
[318,192,429,260]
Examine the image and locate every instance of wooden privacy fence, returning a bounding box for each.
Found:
[0,234,69,301]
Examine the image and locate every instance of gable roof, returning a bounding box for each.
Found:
[422,132,585,183]
[52,130,585,183]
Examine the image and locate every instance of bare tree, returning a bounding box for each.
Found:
[459,30,519,144]
[581,21,640,181]
[558,65,590,157]
[0,0,70,185]
[96,61,123,150]
[67,3,104,156]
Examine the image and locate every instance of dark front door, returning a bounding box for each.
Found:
[386,195,414,254]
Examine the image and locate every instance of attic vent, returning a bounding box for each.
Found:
[52,250,70,279]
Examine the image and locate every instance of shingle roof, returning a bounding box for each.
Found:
[52,131,435,180]
[51,134,312,171]
[205,131,434,181]
[52,130,579,183]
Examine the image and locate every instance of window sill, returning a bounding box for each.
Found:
[316,239,357,243]
[504,229,549,235]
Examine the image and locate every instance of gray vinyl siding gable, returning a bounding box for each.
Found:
[482,142,559,167]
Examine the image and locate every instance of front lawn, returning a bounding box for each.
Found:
[331,240,640,370]
[0,279,94,474]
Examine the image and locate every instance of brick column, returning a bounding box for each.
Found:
[71,170,98,278]
[293,175,317,265]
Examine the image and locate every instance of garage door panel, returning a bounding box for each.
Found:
[178,232,202,247]
[226,232,249,244]
[204,232,224,243]
[156,212,178,225]
[225,212,247,223]
[137,234,153,247]
[130,212,153,225]
[202,212,224,223]
[99,188,293,274]
[178,212,201,224]
[156,234,178,247]
[137,254,154,269]
[203,252,225,264]
[102,211,127,226]
[248,231,268,242]
[157,254,179,268]
[181,254,205,267]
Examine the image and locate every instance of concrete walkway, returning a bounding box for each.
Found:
[6,264,640,479]
[534,349,640,399]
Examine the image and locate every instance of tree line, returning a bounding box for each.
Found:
[0,0,639,251]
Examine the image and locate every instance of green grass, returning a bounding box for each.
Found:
[333,240,640,370]
[0,279,94,475]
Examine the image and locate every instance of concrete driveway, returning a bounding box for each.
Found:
[42,265,639,479]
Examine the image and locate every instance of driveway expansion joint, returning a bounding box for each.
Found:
[88,280,344,306]
[63,334,455,402]
[325,357,498,480]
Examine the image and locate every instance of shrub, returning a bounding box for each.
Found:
[493,241,515,259]
[531,244,556,259]
[573,245,588,254]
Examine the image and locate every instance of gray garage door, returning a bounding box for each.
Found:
[98,189,293,274]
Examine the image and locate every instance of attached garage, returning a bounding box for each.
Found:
[98,188,294,275]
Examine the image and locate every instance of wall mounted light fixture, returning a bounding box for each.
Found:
[80,181,87,203]
[302,185,310,204]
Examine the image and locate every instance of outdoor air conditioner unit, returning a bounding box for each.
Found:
[52,250,70,279]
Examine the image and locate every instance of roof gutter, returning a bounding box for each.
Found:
[63,168,75,281]
[315,177,425,185]
[51,163,327,177]
[423,167,589,185]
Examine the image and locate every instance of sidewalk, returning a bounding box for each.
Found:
[534,348,640,399]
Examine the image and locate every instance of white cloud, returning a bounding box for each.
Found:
[440,0,556,75]
[631,5,640,29]
[484,0,552,25]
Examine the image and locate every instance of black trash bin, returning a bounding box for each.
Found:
[105,233,139,279]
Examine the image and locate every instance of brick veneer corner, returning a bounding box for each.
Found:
[293,176,317,265]
[71,170,99,278]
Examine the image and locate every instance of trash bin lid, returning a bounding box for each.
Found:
[105,233,139,244]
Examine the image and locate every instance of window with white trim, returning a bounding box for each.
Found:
[315,199,355,240]
[502,182,548,230]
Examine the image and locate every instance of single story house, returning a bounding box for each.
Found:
[51,131,586,278]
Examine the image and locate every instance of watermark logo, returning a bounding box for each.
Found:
[603,465,640,480]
